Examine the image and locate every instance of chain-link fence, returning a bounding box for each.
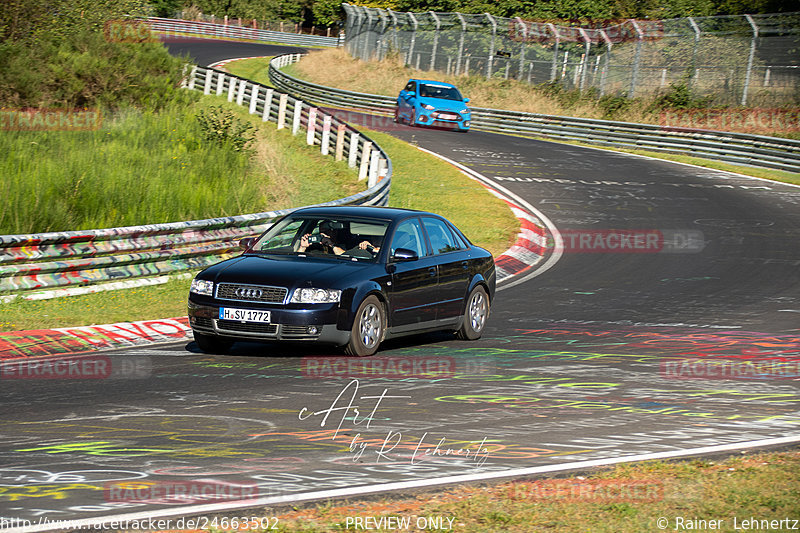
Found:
[342,4,800,106]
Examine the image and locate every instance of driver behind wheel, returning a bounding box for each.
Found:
[298,220,378,256]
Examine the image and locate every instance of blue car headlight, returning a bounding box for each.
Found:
[291,288,342,304]
[190,279,214,296]
[460,108,470,114]
[421,103,435,111]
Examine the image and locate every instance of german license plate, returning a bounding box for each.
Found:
[219,308,271,323]
[438,113,458,120]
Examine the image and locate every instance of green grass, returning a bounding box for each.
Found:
[222,56,275,87]
[265,449,800,532]
[0,95,360,234]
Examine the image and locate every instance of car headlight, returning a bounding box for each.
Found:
[190,279,214,296]
[421,103,435,110]
[460,108,470,114]
[290,288,342,304]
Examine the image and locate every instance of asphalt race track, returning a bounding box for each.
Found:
[1,41,799,529]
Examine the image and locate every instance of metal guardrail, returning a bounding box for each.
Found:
[269,54,800,173]
[0,66,392,295]
[146,17,341,47]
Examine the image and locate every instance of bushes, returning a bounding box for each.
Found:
[196,106,256,152]
[0,28,193,111]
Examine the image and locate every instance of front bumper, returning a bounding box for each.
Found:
[188,300,351,346]
[416,110,470,130]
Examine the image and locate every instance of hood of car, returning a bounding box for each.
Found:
[418,96,469,113]
[202,254,371,290]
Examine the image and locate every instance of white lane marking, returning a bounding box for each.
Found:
[11,434,800,533]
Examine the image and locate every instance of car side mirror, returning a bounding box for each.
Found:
[392,248,418,262]
[239,237,255,250]
[464,97,470,103]
[407,91,416,97]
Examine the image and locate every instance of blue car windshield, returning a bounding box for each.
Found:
[251,216,389,262]
[419,84,463,101]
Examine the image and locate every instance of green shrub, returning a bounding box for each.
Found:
[196,105,256,152]
[0,28,193,111]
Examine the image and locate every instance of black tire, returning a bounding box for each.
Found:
[345,295,385,357]
[193,331,233,354]
[409,109,416,126]
[393,106,401,123]
[456,285,489,340]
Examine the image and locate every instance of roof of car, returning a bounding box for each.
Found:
[409,79,459,89]
[291,205,437,222]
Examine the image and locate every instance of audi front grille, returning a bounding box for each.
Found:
[216,283,288,304]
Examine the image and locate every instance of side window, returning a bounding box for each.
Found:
[390,218,426,257]
[405,81,416,92]
[422,217,462,255]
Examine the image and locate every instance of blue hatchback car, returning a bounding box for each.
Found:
[395,79,471,132]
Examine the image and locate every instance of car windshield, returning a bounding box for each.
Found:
[419,84,463,101]
[250,215,389,262]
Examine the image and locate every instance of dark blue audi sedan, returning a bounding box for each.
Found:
[188,206,495,356]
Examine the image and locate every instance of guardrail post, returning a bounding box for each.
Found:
[277,93,288,129]
[186,66,198,90]
[249,85,260,114]
[379,157,388,182]
[368,151,380,187]
[348,132,361,168]
[307,108,318,145]
[292,100,303,134]
[227,77,237,102]
[358,141,372,181]
[262,88,274,122]
[236,80,247,106]
[335,124,346,161]
[216,72,226,95]
[321,115,332,155]
[203,69,213,94]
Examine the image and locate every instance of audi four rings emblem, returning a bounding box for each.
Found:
[236,287,264,299]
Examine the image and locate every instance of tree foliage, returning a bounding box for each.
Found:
[178,0,795,26]
[0,0,192,111]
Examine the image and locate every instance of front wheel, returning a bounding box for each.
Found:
[393,106,401,123]
[345,295,385,357]
[456,285,489,340]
